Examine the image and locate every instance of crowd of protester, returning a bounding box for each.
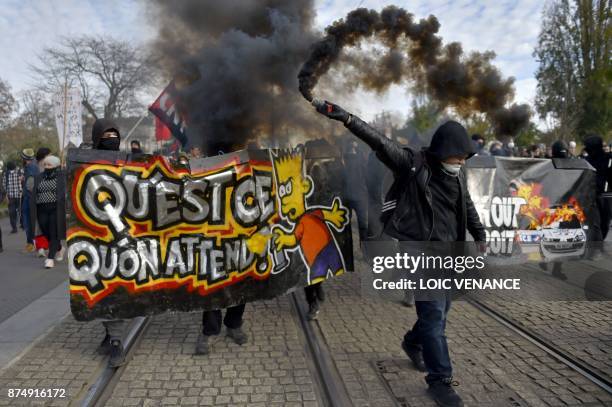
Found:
[0,121,610,406]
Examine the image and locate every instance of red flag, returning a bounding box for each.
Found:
[149,81,188,146]
[154,117,172,141]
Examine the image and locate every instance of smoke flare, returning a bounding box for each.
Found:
[299,6,530,135]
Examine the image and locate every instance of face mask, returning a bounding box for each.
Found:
[98,137,120,151]
[441,162,462,176]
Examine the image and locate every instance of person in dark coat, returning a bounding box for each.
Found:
[315,100,485,407]
[29,155,66,268]
[584,135,611,240]
[21,148,39,252]
[551,140,569,158]
[85,118,130,367]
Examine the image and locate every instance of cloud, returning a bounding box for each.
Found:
[0,0,153,95]
[313,0,544,122]
[1,0,543,126]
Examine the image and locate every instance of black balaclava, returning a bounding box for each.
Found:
[551,140,569,158]
[92,118,121,151]
[427,121,475,162]
[584,135,604,157]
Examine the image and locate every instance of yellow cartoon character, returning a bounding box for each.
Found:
[271,150,348,284]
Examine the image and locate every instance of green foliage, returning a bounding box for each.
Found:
[534,0,611,140]
[514,122,542,146]
[405,98,442,135]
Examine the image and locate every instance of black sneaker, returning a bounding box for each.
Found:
[226,327,248,345]
[108,339,126,368]
[195,333,212,355]
[401,340,426,372]
[427,379,464,407]
[307,301,320,320]
[10,229,17,234]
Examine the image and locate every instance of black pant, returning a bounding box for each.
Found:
[202,304,245,336]
[346,197,368,241]
[8,198,20,231]
[37,203,61,259]
[304,282,324,305]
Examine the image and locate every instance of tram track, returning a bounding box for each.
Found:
[468,299,612,395]
[77,317,150,407]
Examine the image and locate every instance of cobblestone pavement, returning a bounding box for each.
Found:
[1,260,611,406]
[104,295,321,407]
[475,262,612,383]
[314,260,612,407]
[0,317,105,406]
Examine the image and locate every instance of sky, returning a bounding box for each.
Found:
[0,0,545,124]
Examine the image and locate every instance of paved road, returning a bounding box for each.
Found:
[0,217,66,323]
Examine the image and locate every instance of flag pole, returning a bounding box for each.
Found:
[122,112,148,149]
[61,77,68,166]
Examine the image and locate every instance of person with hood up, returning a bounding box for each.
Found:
[21,148,39,252]
[30,155,66,269]
[551,140,569,159]
[584,134,611,240]
[130,140,143,154]
[87,118,130,367]
[315,101,485,407]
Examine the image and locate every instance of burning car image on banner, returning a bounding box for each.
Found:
[512,182,588,260]
[66,148,352,320]
[466,157,599,261]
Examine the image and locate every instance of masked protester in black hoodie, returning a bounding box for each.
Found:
[316,101,485,407]
[551,140,569,158]
[87,118,129,367]
[584,135,611,240]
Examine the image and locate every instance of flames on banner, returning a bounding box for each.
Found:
[513,183,586,230]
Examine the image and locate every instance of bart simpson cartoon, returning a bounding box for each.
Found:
[271,150,349,284]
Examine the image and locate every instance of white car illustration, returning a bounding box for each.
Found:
[540,207,587,259]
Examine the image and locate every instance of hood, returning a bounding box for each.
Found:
[427,121,475,161]
[584,135,603,157]
[551,140,568,158]
[92,118,121,149]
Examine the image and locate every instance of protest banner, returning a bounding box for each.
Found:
[53,86,83,152]
[66,147,353,320]
[466,156,600,259]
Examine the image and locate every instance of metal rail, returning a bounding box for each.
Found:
[79,316,150,407]
[290,292,353,407]
[469,299,612,394]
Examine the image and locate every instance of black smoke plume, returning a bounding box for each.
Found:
[149,0,321,154]
[299,6,530,136]
[150,2,530,154]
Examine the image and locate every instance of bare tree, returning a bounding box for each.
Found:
[30,36,157,120]
[17,89,54,130]
[0,77,16,129]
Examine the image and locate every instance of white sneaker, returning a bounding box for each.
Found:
[55,247,65,262]
[37,248,46,258]
[44,259,54,269]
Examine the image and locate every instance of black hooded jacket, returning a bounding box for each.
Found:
[551,140,569,158]
[91,118,121,150]
[345,116,485,242]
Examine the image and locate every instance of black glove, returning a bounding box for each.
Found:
[314,100,350,124]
